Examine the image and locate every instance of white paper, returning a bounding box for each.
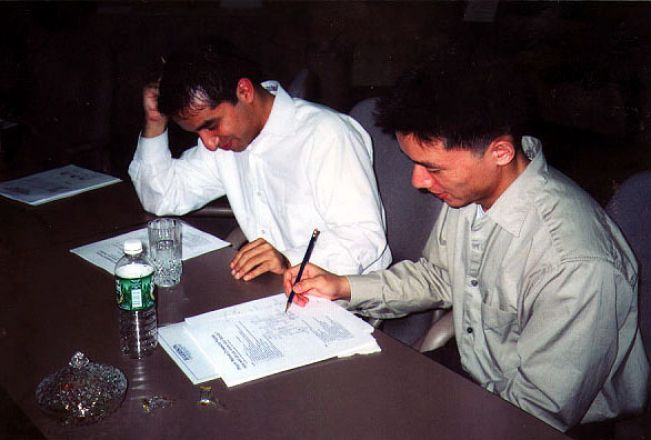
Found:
[70,222,230,273]
[0,165,121,205]
[158,323,221,384]
[183,294,380,387]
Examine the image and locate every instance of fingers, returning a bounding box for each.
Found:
[282,263,318,293]
[142,82,168,138]
[290,293,309,307]
[230,238,265,270]
[283,268,298,294]
[142,84,161,112]
[230,239,288,281]
[282,263,351,304]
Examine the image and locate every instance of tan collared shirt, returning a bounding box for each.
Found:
[348,137,649,431]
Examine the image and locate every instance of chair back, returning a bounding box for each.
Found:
[350,98,443,346]
[350,98,442,262]
[287,68,316,101]
[606,171,651,357]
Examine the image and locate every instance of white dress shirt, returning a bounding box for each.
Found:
[129,81,391,275]
[348,137,648,430]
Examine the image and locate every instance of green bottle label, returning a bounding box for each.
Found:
[115,265,155,311]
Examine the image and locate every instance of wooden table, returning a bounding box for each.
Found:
[0,183,569,440]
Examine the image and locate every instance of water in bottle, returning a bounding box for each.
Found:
[115,239,158,358]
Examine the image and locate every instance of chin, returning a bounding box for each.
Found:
[444,199,470,209]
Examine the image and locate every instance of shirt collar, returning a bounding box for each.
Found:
[485,136,547,237]
[258,80,295,138]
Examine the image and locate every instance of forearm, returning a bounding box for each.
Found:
[129,132,225,215]
[347,258,452,319]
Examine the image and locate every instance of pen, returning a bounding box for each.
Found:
[285,228,320,313]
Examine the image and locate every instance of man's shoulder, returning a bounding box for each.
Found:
[531,168,629,265]
[292,98,363,135]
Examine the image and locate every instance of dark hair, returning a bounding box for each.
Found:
[157,40,262,117]
[375,56,530,153]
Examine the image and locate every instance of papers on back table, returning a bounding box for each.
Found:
[159,294,381,386]
[0,165,120,206]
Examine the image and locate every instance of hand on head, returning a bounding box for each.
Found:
[142,81,169,138]
[230,238,290,281]
[282,263,352,307]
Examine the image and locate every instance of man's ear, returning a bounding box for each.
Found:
[235,78,255,104]
[488,135,516,166]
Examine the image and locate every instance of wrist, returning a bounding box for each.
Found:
[142,119,168,138]
[339,276,352,301]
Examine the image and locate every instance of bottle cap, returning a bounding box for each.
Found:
[123,239,143,255]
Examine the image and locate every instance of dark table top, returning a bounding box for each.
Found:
[0,182,568,440]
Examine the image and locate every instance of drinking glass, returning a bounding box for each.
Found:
[147,218,182,287]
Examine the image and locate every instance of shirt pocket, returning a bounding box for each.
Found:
[480,302,520,374]
[480,301,519,341]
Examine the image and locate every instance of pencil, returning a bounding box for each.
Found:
[285,229,320,312]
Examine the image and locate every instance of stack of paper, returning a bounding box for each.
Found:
[159,294,380,387]
[0,165,120,206]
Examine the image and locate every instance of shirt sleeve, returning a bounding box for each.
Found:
[283,115,391,275]
[489,259,629,431]
[128,131,226,216]
[347,254,453,319]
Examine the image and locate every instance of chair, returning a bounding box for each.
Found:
[287,67,317,101]
[606,171,651,439]
[349,98,451,349]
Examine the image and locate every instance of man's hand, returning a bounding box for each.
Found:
[230,238,290,281]
[142,81,168,138]
[282,263,351,307]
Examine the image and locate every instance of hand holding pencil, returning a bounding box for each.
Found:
[282,242,352,309]
[284,229,320,312]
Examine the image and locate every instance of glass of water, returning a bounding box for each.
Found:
[147,218,182,287]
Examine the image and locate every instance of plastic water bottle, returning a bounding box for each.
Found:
[114,239,158,358]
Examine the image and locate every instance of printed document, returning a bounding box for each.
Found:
[159,294,380,386]
[70,222,230,273]
[0,165,120,205]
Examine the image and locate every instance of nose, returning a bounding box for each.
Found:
[411,164,433,190]
[199,131,220,151]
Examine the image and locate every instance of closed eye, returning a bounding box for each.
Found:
[196,118,220,132]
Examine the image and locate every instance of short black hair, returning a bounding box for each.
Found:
[375,55,530,153]
[157,39,262,117]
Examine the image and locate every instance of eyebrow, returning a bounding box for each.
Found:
[415,160,443,170]
[194,118,218,132]
[398,146,443,170]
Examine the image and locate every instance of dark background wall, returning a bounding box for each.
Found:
[1,1,650,205]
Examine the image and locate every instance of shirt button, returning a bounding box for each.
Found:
[467,327,473,334]
[470,279,478,287]
[260,229,266,235]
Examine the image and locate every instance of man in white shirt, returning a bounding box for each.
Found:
[129,43,391,281]
[282,58,648,433]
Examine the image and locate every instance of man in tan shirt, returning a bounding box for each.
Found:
[283,59,649,432]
